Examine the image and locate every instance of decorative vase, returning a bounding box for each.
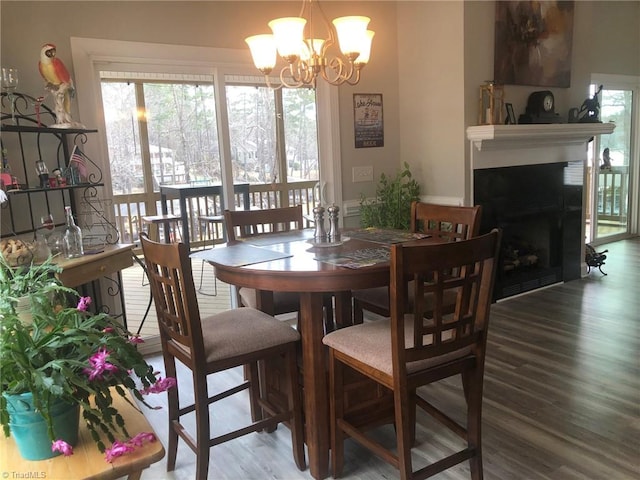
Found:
[14,296,33,326]
[2,391,80,460]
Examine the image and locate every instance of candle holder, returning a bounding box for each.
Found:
[478,81,504,125]
[35,160,49,189]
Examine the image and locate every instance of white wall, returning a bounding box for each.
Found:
[397,1,466,206]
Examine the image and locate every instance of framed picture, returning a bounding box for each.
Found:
[505,103,516,124]
[493,1,574,87]
[353,94,384,148]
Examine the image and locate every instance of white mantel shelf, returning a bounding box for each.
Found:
[467,123,616,152]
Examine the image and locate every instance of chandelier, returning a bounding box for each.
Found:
[245,0,374,89]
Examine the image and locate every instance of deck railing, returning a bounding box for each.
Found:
[113,180,319,251]
[586,166,628,226]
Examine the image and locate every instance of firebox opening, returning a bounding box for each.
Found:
[474,161,582,300]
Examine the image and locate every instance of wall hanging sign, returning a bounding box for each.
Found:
[493,1,574,88]
[353,93,384,148]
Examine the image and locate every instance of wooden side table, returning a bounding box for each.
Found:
[54,244,134,288]
[0,390,165,480]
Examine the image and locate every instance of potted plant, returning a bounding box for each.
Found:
[0,253,76,324]
[359,161,421,230]
[0,255,175,461]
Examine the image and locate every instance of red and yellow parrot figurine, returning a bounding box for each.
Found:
[38,43,77,126]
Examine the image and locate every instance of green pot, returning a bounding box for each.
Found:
[3,391,80,460]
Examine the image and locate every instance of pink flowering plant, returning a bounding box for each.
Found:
[0,257,175,461]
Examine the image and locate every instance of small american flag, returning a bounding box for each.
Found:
[69,145,88,183]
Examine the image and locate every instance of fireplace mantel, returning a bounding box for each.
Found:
[466,122,616,172]
[467,123,615,155]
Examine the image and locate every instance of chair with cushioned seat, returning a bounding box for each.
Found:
[352,202,482,324]
[324,229,501,480]
[140,233,306,480]
[224,205,335,332]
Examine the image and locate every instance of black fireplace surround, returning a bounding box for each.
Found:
[474,161,583,300]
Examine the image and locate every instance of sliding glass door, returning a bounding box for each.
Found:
[586,76,639,244]
[99,72,322,343]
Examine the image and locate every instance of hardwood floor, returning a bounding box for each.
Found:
[137,238,639,480]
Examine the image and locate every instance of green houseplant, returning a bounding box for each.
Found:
[359,161,421,230]
[0,254,76,324]
[0,254,175,461]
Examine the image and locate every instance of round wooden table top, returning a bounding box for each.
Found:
[209,234,391,293]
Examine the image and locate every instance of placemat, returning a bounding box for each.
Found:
[191,243,292,267]
[346,228,430,245]
[244,228,315,246]
[314,247,390,269]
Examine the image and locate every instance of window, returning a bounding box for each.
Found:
[225,80,318,185]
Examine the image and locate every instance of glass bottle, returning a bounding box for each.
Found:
[63,206,84,258]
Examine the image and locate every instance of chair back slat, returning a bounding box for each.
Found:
[224,206,304,243]
[411,202,482,241]
[140,234,206,363]
[390,229,501,371]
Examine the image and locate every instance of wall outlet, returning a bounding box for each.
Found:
[352,166,374,183]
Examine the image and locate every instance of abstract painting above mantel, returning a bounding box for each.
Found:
[493,1,575,88]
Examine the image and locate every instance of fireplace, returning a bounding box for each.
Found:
[466,123,615,300]
[474,162,582,299]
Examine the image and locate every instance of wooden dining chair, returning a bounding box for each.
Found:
[352,202,482,323]
[140,233,306,480]
[224,206,335,331]
[323,229,501,480]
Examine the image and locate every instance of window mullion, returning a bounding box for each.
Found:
[274,89,289,207]
[135,83,157,213]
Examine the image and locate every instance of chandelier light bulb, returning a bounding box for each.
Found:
[269,17,306,62]
[245,34,277,74]
[332,16,370,59]
[354,30,375,67]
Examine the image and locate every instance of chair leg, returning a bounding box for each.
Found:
[247,363,264,425]
[352,298,364,325]
[197,221,218,295]
[285,345,306,471]
[466,367,484,480]
[329,350,345,477]
[193,371,211,480]
[394,389,413,480]
[164,357,179,472]
[198,261,218,296]
[323,295,335,333]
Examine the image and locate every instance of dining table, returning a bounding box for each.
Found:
[159,182,250,250]
[192,228,430,480]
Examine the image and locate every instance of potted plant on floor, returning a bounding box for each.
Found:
[0,254,176,461]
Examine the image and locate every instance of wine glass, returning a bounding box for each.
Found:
[1,67,19,123]
[40,213,55,231]
[39,213,55,244]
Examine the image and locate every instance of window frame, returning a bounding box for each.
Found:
[70,37,342,217]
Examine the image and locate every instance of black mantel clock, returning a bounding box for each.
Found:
[518,90,562,124]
